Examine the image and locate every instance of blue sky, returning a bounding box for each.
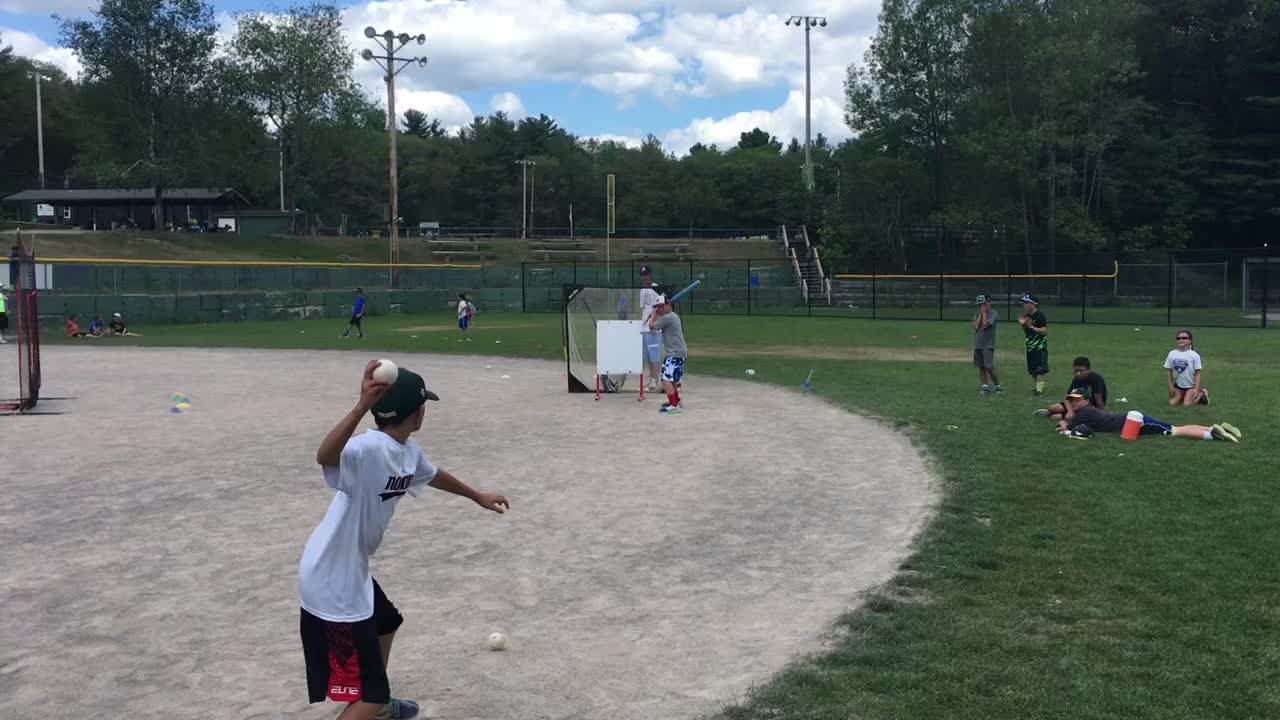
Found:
[1,0,878,154]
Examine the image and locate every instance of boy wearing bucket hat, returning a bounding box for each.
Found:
[298,360,509,719]
[971,294,1003,396]
[1058,387,1241,442]
[1019,294,1049,396]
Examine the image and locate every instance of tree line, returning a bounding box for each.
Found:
[1,0,1276,267]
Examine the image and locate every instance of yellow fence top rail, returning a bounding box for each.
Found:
[834,260,1119,280]
[36,257,483,270]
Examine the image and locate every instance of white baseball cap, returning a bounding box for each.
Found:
[113,312,121,318]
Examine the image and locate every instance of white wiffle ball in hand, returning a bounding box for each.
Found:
[487,632,508,651]
[373,359,398,384]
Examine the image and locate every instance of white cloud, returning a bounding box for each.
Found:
[584,133,643,148]
[0,0,94,15]
[0,26,82,78]
[344,0,681,104]
[662,89,849,156]
[489,91,526,119]
[395,89,474,132]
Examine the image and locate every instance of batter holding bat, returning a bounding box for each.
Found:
[649,292,687,414]
[297,360,509,720]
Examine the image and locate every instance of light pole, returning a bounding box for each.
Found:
[515,159,536,239]
[785,15,827,192]
[361,27,428,279]
[27,73,48,189]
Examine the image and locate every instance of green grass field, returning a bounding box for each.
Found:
[60,313,1280,719]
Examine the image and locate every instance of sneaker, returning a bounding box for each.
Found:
[374,697,420,720]
[1033,409,1051,417]
[1210,424,1238,443]
[994,385,1005,396]
[1198,389,1210,405]
[1219,422,1242,440]
[980,385,990,397]
[660,404,683,414]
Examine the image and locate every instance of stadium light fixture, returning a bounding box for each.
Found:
[784,15,827,194]
[361,27,431,284]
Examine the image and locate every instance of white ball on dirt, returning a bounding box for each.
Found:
[372,359,398,384]
[745,369,756,376]
[487,632,507,651]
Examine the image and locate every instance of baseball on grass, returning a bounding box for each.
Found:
[372,359,399,384]
[745,369,756,376]
[487,632,508,651]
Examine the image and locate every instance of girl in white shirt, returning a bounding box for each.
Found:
[1164,329,1208,406]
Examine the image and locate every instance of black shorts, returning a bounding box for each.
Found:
[0,312,7,331]
[1026,349,1049,376]
[300,579,404,705]
[349,314,363,327]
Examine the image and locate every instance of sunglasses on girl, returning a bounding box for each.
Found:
[1177,335,1190,340]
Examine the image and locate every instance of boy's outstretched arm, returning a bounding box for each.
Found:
[430,469,509,514]
[316,359,390,466]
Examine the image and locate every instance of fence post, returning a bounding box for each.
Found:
[520,261,526,313]
[572,260,577,286]
[689,259,696,315]
[1080,273,1087,323]
[938,271,944,321]
[1263,244,1271,329]
[746,259,752,316]
[1007,269,1013,322]
[1167,252,1174,326]
[871,259,877,320]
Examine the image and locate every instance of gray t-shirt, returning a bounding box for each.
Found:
[653,312,687,359]
[973,308,998,349]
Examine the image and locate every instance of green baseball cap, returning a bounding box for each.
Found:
[372,368,439,424]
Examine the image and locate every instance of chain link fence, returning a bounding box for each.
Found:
[25,249,1277,328]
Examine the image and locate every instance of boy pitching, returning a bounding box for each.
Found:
[1019,294,1049,395]
[649,294,686,414]
[456,293,475,341]
[299,360,509,720]
[971,294,1002,396]
[341,288,367,339]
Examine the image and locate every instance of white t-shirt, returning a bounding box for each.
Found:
[639,286,662,335]
[299,430,439,621]
[457,301,474,319]
[1163,349,1203,389]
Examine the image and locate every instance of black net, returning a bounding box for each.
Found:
[3,240,40,412]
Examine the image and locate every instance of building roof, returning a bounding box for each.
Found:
[1,188,249,204]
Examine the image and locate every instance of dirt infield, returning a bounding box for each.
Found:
[0,346,932,720]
